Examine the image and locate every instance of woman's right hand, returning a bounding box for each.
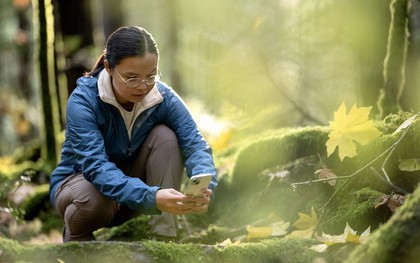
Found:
[155,188,196,215]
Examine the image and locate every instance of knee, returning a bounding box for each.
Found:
[82,194,117,220]
[66,195,117,230]
[150,125,178,142]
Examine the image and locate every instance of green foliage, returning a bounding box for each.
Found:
[19,184,50,220]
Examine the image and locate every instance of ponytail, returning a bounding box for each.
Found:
[84,52,106,77]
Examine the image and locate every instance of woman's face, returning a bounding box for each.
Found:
[105,53,159,110]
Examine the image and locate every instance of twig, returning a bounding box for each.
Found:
[381,123,412,183]
[291,175,352,187]
[370,167,408,194]
[320,135,403,205]
[314,123,414,227]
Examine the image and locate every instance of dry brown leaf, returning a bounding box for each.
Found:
[314,167,337,186]
[374,193,405,213]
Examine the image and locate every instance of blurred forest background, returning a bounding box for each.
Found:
[0,0,419,161]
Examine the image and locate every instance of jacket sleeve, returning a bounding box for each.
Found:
[66,89,160,214]
[162,89,218,191]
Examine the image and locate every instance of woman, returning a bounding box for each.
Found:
[49,26,217,242]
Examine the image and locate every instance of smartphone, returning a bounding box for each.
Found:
[184,174,212,197]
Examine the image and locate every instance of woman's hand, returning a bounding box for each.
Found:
[187,188,212,213]
[155,188,212,215]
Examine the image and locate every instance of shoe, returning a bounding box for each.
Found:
[62,226,68,243]
[62,226,96,242]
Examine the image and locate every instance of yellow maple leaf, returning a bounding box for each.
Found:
[310,223,371,253]
[285,227,315,239]
[286,207,318,239]
[292,207,318,230]
[246,221,290,240]
[326,103,382,161]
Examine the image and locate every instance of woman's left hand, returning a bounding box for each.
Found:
[187,188,213,213]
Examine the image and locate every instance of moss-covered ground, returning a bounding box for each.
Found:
[1,112,419,262]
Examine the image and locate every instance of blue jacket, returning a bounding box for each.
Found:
[49,75,217,214]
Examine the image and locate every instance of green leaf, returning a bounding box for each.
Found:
[398,158,420,172]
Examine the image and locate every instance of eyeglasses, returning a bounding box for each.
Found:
[114,68,161,88]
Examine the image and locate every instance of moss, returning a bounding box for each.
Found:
[214,238,319,263]
[142,241,204,263]
[212,161,334,229]
[0,236,322,263]
[231,126,329,191]
[19,184,50,220]
[344,184,420,263]
[10,240,138,263]
[95,215,152,241]
[378,0,409,117]
[0,237,23,262]
[320,188,386,234]
[324,243,359,263]
[377,111,416,134]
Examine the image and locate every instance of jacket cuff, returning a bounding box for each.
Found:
[144,185,162,215]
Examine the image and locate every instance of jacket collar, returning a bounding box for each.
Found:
[97,69,163,112]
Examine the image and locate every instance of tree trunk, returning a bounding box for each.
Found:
[378,0,410,118]
[32,0,61,171]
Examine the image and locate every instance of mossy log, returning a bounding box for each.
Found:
[231,126,329,190]
[221,113,420,236]
[0,236,321,263]
[320,115,420,233]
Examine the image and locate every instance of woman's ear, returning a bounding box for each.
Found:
[104,59,111,74]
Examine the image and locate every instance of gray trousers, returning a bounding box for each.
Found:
[54,125,184,242]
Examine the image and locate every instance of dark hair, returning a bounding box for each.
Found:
[85,26,159,77]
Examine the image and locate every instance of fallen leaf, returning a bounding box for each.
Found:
[286,207,318,239]
[374,193,405,213]
[292,207,318,230]
[246,221,290,240]
[310,243,328,253]
[326,103,382,161]
[268,170,290,182]
[398,158,420,172]
[314,167,337,186]
[209,129,233,152]
[358,226,371,243]
[286,227,315,239]
[310,223,370,253]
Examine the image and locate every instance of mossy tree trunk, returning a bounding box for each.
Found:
[377,0,410,118]
[32,0,62,172]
